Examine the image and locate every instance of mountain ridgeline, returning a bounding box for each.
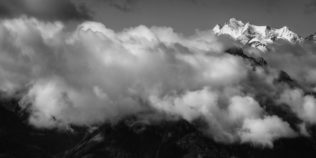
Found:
[213,18,315,52]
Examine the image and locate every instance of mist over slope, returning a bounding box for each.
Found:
[1,17,316,151]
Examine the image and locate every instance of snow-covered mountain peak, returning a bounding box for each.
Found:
[213,18,303,52]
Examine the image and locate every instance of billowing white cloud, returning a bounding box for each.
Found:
[262,42,316,86]
[227,96,262,121]
[0,16,314,147]
[0,17,246,125]
[278,88,316,124]
[239,116,296,147]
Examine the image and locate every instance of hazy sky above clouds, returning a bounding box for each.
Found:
[85,0,316,36]
[0,0,316,36]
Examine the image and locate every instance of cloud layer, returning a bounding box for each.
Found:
[0,17,316,147]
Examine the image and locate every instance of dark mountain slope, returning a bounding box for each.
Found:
[0,95,85,158]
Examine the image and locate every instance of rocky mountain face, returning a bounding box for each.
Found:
[2,97,316,158]
[213,18,304,52]
[0,94,87,158]
[62,117,316,158]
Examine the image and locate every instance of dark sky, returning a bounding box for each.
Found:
[1,0,316,36]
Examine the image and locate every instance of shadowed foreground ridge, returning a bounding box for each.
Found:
[1,92,316,158]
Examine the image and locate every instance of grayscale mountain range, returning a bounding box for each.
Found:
[1,1,316,158]
[1,16,316,158]
[213,18,316,52]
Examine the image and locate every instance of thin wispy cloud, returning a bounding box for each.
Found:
[0,0,92,21]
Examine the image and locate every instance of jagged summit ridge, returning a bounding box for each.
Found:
[213,18,303,52]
